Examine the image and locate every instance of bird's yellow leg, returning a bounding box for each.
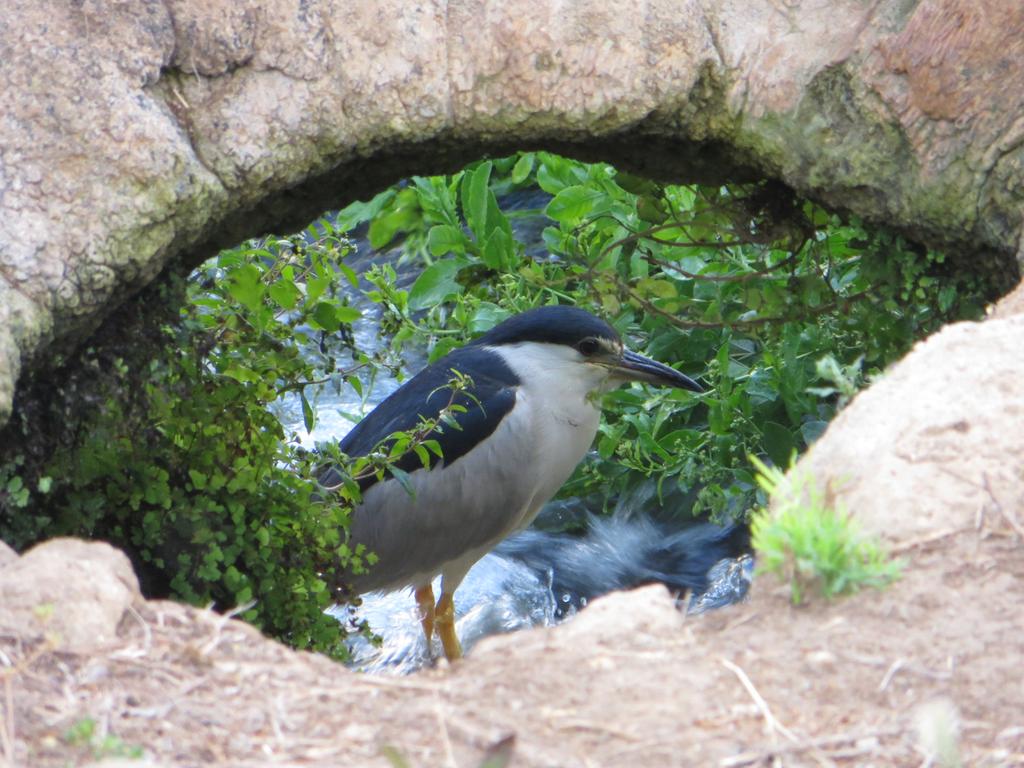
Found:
[414,584,436,648]
[435,592,462,661]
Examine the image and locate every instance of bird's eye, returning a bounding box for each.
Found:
[577,338,600,357]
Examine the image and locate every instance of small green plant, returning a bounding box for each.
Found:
[749,455,902,603]
[63,717,144,760]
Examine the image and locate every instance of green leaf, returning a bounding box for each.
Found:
[469,303,511,333]
[412,444,431,468]
[188,470,208,490]
[800,420,829,445]
[408,260,464,310]
[427,337,460,362]
[338,262,359,288]
[511,153,534,184]
[762,422,795,468]
[481,228,512,271]
[388,466,417,498]
[637,277,677,299]
[367,189,420,249]
[544,185,605,224]
[426,224,467,257]
[462,161,493,240]
[268,279,301,311]
[614,172,659,196]
[334,188,396,231]
[486,186,513,240]
[311,302,343,331]
[222,364,260,384]
[226,263,265,314]
[333,305,362,323]
[938,283,957,313]
[300,390,316,433]
[305,274,329,304]
[535,154,583,193]
[636,195,666,222]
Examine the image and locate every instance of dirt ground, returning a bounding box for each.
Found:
[3,288,1024,767]
[0,497,1021,767]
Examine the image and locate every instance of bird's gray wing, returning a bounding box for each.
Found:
[322,347,519,492]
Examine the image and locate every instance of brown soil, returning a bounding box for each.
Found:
[2,512,1022,768]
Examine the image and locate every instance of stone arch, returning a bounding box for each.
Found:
[3,0,1023,426]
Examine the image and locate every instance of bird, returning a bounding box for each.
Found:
[321,305,703,661]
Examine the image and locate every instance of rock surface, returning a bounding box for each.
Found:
[2,0,1023,423]
[0,538,141,652]
[0,538,16,568]
[799,310,1024,544]
[4,527,1022,766]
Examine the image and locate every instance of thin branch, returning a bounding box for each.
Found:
[623,284,874,332]
[638,247,803,284]
[720,727,904,767]
[720,658,799,744]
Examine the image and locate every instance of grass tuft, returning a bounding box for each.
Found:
[749,455,902,604]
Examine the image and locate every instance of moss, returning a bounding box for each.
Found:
[734,64,1018,292]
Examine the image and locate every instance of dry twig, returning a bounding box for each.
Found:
[720,727,905,767]
[434,693,458,768]
[983,472,1024,541]
[890,526,972,554]
[720,658,798,745]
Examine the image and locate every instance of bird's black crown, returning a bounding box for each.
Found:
[470,306,619,348]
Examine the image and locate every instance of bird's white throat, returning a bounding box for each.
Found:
[485,341,611,415]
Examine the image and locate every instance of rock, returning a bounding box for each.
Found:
[988,278,1024,319]
[798,313,1024,543]
[0,538,17,568]
[0,538,141,652]
[556,583,685,649]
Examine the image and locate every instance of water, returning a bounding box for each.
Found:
[334,516,752,675]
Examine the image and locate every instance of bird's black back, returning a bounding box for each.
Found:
[322,346,519,492]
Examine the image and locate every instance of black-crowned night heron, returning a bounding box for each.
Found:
[327,305,703,660]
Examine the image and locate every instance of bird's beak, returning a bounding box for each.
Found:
[611,349,704,393]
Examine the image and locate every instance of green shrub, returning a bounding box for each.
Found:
[3,227,384,655]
